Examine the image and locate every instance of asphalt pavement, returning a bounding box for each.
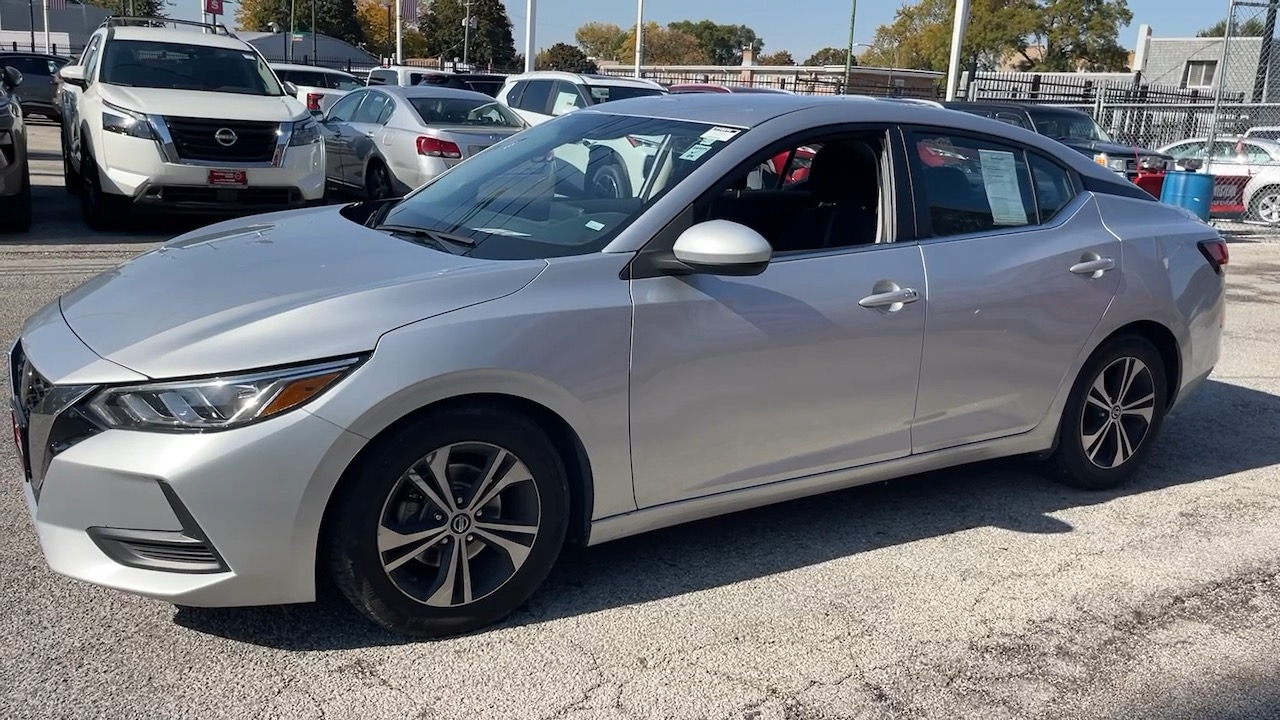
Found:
[4,123,1280,720]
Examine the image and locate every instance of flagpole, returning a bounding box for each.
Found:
[42,0,50,52]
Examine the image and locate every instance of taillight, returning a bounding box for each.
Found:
[305,92,323,111]
[1198,238,1229,273]
[416,137,462,159]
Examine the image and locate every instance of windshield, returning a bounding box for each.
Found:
[101,40,283,96]
[409,97,523,127]
[375,112,745,259]
[1030,111,1112,143]
[583,84,666,104]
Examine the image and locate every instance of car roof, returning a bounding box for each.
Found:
[372,84,498,102]
[502,70,665,89]
[270,62,354,75]
[108,26,254,50]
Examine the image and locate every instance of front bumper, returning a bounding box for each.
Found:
[10,329,367,607]
[98,130,326,212]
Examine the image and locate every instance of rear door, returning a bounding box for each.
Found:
[904,126,1121,453]
[345,89,396,188]
[318,90,366,186]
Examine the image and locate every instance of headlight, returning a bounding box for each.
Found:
[85,356,364,432]
[288,116,321,146]
[102,101,156,139]
[1093,153,1127,173]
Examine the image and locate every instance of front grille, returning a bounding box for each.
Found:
[164,117,280,163]
[160,186,298,206]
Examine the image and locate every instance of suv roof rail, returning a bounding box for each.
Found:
[100,16,231,35]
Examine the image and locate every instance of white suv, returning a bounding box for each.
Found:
[496,70,668,199]
[57,18,325,229]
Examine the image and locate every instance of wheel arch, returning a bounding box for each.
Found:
[1098,319,1182,410]
[316,391,596,584]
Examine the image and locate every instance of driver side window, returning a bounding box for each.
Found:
[695,130,887,254]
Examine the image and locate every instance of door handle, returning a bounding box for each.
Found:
[859,287,920,309]
[1069,257,1115,276]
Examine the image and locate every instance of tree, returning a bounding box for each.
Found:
[575,22,628,61]
[356,0,426,58]
[537,43,598,72]
[1024,0,1134,72]
[1197,17,1268,37]
[621,22,709,65]
[84,0,167,17]
[757,50,796,66]
[419,0,517,69]
[235,0,363,46]
[667,20,763,65]
[804,47,853,66]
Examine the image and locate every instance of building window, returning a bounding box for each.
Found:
[1184,60,1218,89]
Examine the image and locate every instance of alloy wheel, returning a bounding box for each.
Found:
[377,442,541,608]
[1079,356,1157,469]
[1256,191,1280,225]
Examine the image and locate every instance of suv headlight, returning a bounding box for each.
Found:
[102,101,156,140]
[84,356,365,432]
[1093,153,1127,173]
[288,116,321,146]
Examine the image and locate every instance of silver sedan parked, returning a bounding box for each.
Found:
[10,94,1226,638]
[319,84,527,199]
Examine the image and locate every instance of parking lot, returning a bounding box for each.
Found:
[4,121,1280,720]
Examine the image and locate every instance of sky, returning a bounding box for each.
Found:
[206,0,1228,60]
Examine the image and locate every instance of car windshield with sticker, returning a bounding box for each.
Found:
[373,111,744,260]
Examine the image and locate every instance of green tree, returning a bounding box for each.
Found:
[235,0,363,46]
[85,0,168,17]
[537,42,598,72]
[667,20,762,65]
[1197,17,1268,37]
[622,22,708,65]
[804,47,853,66]
[419,0,517,68]
[575,22,628,61]
[757,50,796,65]
[1025,0,1134,71]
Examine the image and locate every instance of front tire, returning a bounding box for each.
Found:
[1048,335,1168,490]
[325,404,570,637]
[79,149,126,231]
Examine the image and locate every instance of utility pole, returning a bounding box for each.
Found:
[843,0,856,94]
[523,0,535,72]
[633,0,644,78]
[395,0,403,64]
[462,0,474,66]
[944,0,971,101]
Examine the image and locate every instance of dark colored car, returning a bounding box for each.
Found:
[0,51,70,122]
[943,101,1172,196]
[668,82,794,94]
[0,64,32,233]
[412,72,509,98]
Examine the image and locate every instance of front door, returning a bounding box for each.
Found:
[903,127,1121,454]
[628,128,928,508]
[319,90,366,187]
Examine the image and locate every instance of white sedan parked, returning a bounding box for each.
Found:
[1159,135,1280,223]
[319,84,528,199]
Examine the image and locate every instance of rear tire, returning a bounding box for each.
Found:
[364,160,394,200]
[325,404,570,638]
[1047,335,1168,490]
[0,160,32,234]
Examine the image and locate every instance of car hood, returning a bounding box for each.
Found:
[98,84,307,121]
[58,205,547,379]
[1061,139,1170,159]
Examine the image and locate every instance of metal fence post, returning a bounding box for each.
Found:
[1206,0,1238,160]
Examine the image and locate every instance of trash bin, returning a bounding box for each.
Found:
[1159,170,1214,221]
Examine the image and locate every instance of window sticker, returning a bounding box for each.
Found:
[977,149,1029,225]
[700,126,741,143]
[585,220,605,231]
[679,142,713,161]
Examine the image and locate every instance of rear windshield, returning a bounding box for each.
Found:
[276,68,362,90]
[583,84,665,104]
[408,97,524,127]
[101,40,283,96]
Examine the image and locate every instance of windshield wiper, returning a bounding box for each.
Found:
[375,224,477,248]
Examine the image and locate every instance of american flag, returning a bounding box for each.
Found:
[399,0,419,24]
[47,0,68,10]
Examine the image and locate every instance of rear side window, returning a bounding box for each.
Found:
[1027,153,1077,223]
[367,70,394,85]
[516,80,552,113]
[909,131,1039,238]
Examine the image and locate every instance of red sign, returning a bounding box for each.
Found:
[1211,175,1249,215]
[208,169,248,187]
[205,0,223,15]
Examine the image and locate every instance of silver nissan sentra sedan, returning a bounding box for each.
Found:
[9,93,1227,637]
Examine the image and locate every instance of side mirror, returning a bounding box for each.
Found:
[2,66,22,90]
[1178,158,1205,172]
[282,81,298,96]
[671,219,772,276]
[57,64,85,89]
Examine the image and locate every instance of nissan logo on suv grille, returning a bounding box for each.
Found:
[214,128,238,147]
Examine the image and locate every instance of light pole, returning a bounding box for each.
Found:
[944,0,971,101]
[524,0,535,72]
[462,0,476,66]
[842,0,856,94]
[633,0,644,79]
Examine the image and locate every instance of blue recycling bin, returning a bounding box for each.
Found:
[1160,170,1215,221]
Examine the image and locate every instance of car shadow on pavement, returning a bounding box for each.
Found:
[173,378,1280,649]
